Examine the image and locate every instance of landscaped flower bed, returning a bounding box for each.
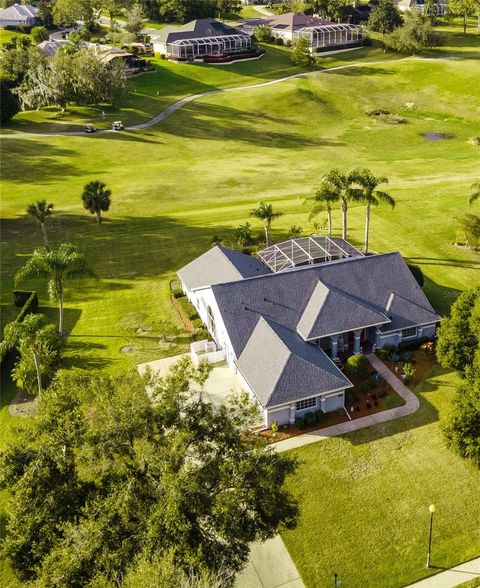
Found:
[380,344,437,390]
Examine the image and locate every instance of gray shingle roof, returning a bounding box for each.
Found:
[0,3,37,20]
[212,252,440,356]
[155,19,246,44]
[379,293,439,332]
[297,281,389,340]
[177,246,269,291]
[237,317,352,407]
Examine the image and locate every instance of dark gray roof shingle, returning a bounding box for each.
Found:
[212,252,440,356]
[177,246,269,291]
[156,19,246,44]
[237,317,352,407]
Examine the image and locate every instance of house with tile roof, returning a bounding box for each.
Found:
[0,3,37,27]
[240,12,363,52]
[177,238,440,427]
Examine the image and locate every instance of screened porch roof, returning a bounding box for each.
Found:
[257,236,363,273]
[168,33,250,47]
[298,23,360,33]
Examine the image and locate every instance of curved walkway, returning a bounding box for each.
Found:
[273,353,420,453]
[0,56,442,139]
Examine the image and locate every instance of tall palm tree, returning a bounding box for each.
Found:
[249,202,283,248]
[469,180,480,206]
[350,169,395,254]
[305,183,340,236]
[15,243,94,335]
[317,170,361,241]
[27,200,54,250]
[1,314,54,396]
[82,180,111,225]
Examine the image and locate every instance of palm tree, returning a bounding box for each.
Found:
[469,180,480,206]
[82,180,111,225]
[27,200,54,250]
[1,314,56,396]
[306,183,340,236]
[316,170,362,241]
[15,243,94,335]
[249,202,283,248]
[350,169,395,254]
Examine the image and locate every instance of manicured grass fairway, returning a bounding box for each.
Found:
[281,368,480,587]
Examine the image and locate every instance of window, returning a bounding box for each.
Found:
[402,327,417,339]
[296,397,317,411]
[207,306,215,335]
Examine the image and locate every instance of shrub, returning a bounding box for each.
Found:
[371,371,384,386]
[315,410,325,422]
[295,416,305,430]
[291,37,315,68]
[271,421,279,435]
[254,25,274,43]
[383,12,439,54]
[275,37,284,46]
[285,39,292,47]
[345,354,369,378]
[376,347,391,360]
[389,352,400,363]
[193,327,209,341]
[398,336,430,351]
[357,380,372,396]
[172,288,183,299]
[402,362,416,384]
[400,351,412,363]
[31,26,49,44]
[191,319,203,329]
[0,80,20,124]
[304,412,316,427]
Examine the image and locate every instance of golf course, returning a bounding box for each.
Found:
[1,17,479,587]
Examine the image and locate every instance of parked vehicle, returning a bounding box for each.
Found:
[83,124,96,133]
[112,121,124,131]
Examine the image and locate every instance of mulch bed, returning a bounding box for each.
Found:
[383,349,437,390]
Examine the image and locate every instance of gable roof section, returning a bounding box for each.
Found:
[0,3,37,20]
[379,293,440,332]
[244,12,332,33]
[177,246,269,291]
[212,252,440,357]
[297,280,389,340]
[237,317,352,407]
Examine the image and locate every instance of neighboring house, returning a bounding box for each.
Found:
[240,12,363,52]
[396,0,447,14]
[152,18,252,61]
[38,39,71,57]
[0,3,38,27]
[177,237,440,427]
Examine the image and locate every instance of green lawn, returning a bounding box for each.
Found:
[281,366,480,587]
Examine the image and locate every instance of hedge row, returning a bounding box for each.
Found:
[295,410,326,430]
[0,290,39,366]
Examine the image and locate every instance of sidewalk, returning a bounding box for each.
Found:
[235,536,304,588]
[404,557,480,587]
[272,353,420,453]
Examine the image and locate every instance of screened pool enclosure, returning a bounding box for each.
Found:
[258,237,364,273]
[294,24,362,49]
[166,34,251,59]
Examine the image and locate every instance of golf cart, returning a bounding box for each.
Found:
[83,124,96,133]
[112,121,124,131]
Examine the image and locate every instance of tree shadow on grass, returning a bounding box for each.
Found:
[61,340,111,371]
[158,100,344,148]
[0,139,81,184]
[328,66,395,77]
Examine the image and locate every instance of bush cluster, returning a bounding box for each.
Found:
[345,354,370,378]
[295,410,325,429]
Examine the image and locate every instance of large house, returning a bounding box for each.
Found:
[240,12,363,52]
[396,0,447,14]
[177,237,440,428]
[0,3,38,27]
[152,18,253,61]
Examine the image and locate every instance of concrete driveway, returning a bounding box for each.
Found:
[137,354,245,409]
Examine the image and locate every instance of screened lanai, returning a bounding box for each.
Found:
[295,23,362,49]
[258,237,363,273]
[166,34,251,59]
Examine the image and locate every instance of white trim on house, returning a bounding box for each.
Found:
[376,320,440,335]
